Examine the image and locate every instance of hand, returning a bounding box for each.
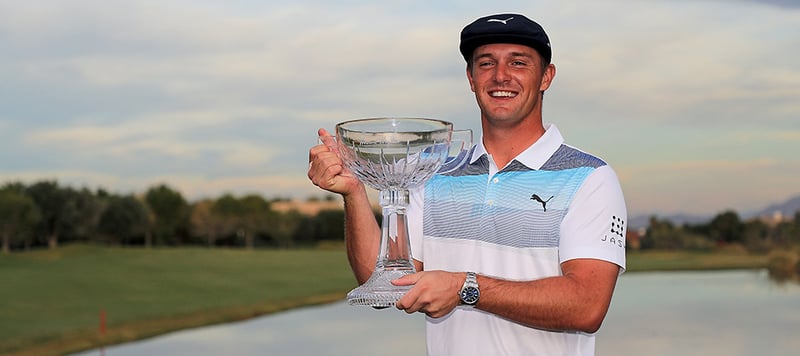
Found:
[307,128,362,196]
[393,271,463,318]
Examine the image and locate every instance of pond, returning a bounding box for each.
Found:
[75,270,800,355]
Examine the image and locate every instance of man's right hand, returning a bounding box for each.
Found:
[307,128,363,196]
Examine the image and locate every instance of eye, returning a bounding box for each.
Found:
[511,60,528,67]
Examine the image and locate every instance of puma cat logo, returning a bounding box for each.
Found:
[487,17,514,25]
[530,194,554,212]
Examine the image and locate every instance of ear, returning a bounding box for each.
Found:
[466,65,476,93]
[540,64,556,92]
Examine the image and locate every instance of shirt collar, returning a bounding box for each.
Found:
[470,123,564,170]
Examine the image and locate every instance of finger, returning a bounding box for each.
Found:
[395,284,414,311]
[310,160,343,188]
[396,296,422,314]
[308,144,329,165]
[395,281,425,313]
[392,272,421,286]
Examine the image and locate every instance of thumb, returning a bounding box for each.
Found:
[318,128,337,151]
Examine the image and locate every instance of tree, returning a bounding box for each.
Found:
[641,216,680,250]
[292,209,348,246]
[709,210,743,245]
[26,181,71,249]
[24,182,106,248]
[63,187,103,243]
[97,195,150,245]
[268,209,303,248]
[211,194,272,249]
[0,188,40,253]
[314,209,346,242]
[189,199,222,247]
[238,194,271,249]
[792,212,800,245]
[741,219,771,253]
[144,184,189,246]
[773,220,798,247]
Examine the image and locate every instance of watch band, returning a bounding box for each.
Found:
[465,271,477,286]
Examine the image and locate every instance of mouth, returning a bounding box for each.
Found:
[489,90,517,98]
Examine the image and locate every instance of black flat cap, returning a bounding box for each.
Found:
[459,14,551,64]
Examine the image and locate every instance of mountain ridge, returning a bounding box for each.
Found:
[629,194,800,229]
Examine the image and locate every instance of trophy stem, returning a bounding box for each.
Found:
[346,188,416,308]
[377,189,415,271]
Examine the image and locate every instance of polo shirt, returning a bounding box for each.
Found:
[407,123,627,356]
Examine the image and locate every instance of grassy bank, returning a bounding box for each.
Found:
[0,245,355,356]
[626,250,769,272]
[0,246,769,355]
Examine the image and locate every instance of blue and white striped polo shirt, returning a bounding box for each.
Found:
[407,123,627,356]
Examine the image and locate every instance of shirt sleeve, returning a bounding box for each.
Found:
[559,165,627,273]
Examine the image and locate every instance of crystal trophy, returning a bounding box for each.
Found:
[335,118,472,308]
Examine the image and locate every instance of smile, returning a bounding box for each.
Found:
[489,90,517,98]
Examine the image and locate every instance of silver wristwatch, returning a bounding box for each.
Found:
[459,272,480,306]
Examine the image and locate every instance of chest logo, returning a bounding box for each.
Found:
[530,194,554,212]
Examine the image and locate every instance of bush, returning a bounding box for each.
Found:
[766,251,797,282]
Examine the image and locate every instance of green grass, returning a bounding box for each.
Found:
[626,250,768,272]
[0,246,770,356]
[0,244,356,356]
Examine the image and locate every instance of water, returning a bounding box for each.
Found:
[74,270,800,356]
[78,300,426,356]
[597,270,800,355]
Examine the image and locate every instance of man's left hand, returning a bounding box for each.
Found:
[393,271,464,318]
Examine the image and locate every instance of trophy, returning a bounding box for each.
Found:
[335,118,472,308]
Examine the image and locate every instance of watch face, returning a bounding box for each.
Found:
[461,286,480,305]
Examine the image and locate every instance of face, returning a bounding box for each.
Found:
[467,43,555,129]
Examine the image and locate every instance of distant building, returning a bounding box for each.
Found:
[271,199,343,216]
[759,210,787,226]
[626,229,643,251]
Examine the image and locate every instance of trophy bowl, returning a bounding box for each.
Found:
[336,118,470,308]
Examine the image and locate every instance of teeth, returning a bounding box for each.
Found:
[490,91,516,97]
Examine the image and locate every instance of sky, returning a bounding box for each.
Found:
[0,0,798,218]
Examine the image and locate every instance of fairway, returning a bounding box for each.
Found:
[0,245,356,355]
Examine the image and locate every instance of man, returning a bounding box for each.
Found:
[308,13,626,355]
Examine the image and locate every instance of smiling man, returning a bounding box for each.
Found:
[308,13,627,355]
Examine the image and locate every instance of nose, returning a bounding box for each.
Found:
[493,63,510,83]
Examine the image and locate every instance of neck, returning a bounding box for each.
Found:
[481,121,545,169]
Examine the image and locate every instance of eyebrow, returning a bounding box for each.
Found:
[508,51,535,59]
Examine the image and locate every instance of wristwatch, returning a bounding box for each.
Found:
[459,272,480,306]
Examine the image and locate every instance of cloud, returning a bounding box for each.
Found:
[730,130,800,144]
[549,0,800,128]
[23,108,284,175]
[742,0,800,9]
[1,0,798,216]
[620,156,798,215]
[0,169,319,201]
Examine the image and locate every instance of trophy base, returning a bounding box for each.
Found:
[346,268,413,308]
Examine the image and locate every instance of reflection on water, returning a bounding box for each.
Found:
[75,301,426,356]
[598,269,800,355]
[74,270,800,356]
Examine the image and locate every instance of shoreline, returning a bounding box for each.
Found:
[4,292,349,356]
[2,249,770,356]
